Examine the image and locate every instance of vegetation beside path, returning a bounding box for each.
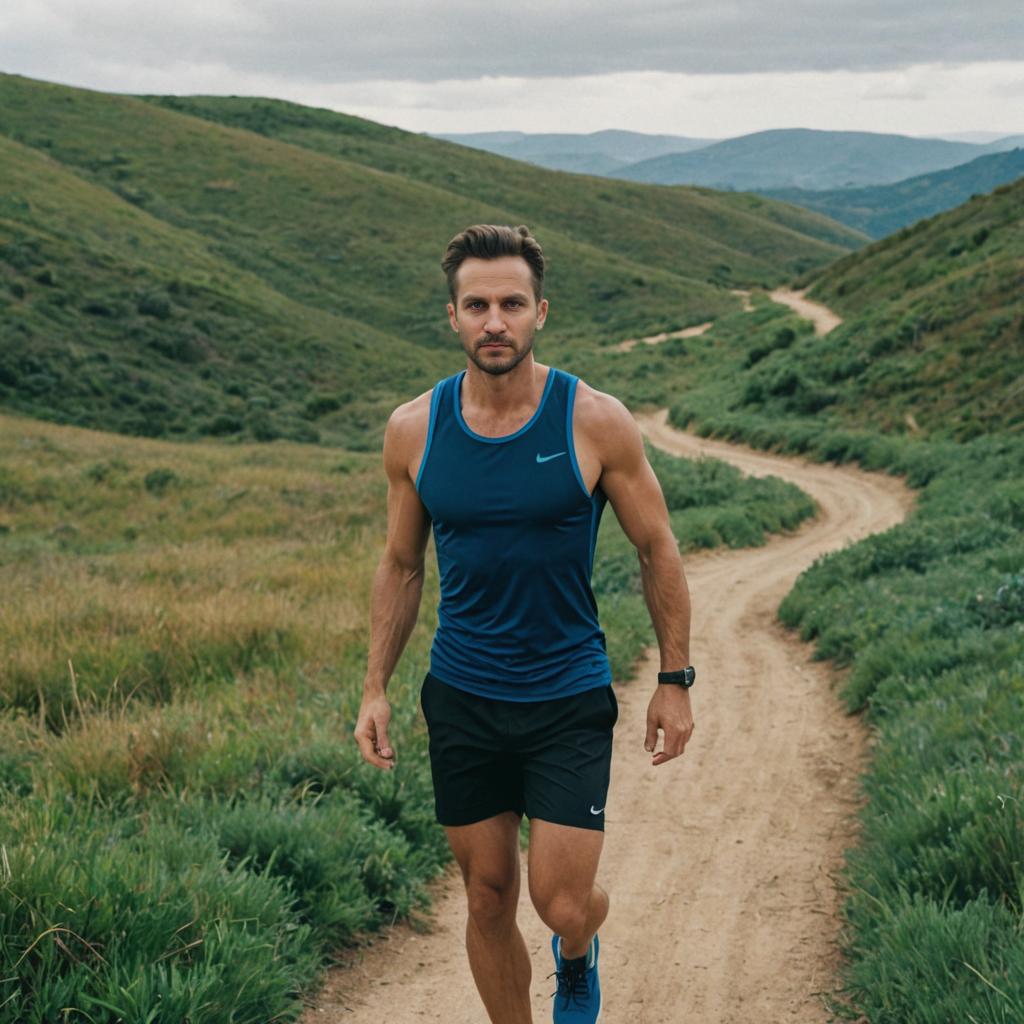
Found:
[0,411,813,1023]
[596,178,1024,1023]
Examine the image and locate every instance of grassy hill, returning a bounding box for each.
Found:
[611,128,1009,190]
[613,175,1021,442]
[762,147,1024,238]
[586,176,1022,1023]
[798,175,1024,438]
[0,133,439,449]
[0,74,863,445]
[139,94,862,262]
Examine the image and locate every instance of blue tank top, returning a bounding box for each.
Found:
[416,366,612,701]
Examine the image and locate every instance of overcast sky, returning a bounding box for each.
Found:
[2,0,1023,137]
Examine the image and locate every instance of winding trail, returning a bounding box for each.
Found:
[304,411,914,1024]
[615,321,713,352]
[731,288,754,312]
[769,288,843,336]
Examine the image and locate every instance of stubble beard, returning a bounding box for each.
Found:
[466,331,535,377]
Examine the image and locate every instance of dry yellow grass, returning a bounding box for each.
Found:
[0,410,437,798]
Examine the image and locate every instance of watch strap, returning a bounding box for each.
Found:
[658,666,696,687]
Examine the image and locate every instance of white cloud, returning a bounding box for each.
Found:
[3,0,1023,83]
[2,3,1023,138]
[242,63,1024,137]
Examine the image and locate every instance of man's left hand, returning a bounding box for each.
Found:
[644,685,695,766]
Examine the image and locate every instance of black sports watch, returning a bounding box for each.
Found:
[658,666,696,687]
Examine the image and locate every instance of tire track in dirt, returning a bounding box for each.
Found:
[304,411,913,1024]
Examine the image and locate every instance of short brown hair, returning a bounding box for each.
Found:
[441,224,545,303]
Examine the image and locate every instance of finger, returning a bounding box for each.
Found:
[663,729,686,759]
[354,726,394,770]
[644,714,659,753]
[652,732,686,765]
[374,715,394,761]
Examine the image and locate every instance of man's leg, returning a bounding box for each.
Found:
[447,811,533,1024]
[527,819,607,959]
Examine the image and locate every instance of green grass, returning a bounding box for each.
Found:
[0,408,814,1022]
[581,175,1024,1022]
[0,72,860,447]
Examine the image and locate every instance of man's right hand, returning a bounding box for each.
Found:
[354,692,396,770]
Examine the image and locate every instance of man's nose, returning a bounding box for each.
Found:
[484,305,506,333]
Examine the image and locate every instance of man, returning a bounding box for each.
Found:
[354,224,694,1023]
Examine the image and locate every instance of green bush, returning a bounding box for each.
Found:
[0,807,320,1024]
[143,467,180,495]
[136,290,173,319]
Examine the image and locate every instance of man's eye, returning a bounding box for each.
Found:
[505,301,521,308]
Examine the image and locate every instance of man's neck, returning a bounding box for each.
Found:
[462,355,547,415]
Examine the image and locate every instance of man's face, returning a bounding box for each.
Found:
[447,256,549,376]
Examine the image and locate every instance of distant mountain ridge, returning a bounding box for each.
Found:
[610,128,1024,190]
[761,147,1024,238]
[432,129,716,175]
[435,126,1024,197]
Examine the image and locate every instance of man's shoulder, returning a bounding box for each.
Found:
[389,386,435,429]
[570,377,643,469]
[572,378,632,432]
[384,386,436,464]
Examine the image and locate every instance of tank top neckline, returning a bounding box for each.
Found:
[452,366,558,445]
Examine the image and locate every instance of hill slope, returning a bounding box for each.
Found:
[797,176,1024,438]
[636,177,1023,443]
[0,74,864,442]
[139,94,863,261]
[0,134,440,447]
[762,148,1024,238]
[612,128,1004,190]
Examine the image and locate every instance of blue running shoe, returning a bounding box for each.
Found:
[549,933,601,1022]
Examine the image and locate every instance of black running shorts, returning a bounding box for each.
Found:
[419,671,618,831]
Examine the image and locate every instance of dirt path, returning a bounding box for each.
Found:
[769,288,843,336]
[615,321,713,352]
[731,288,754,312]
[304,412,913,1024]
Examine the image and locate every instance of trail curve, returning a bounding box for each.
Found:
[615,321,713,352]
[769,288,843,336]
[304,411,913,1024]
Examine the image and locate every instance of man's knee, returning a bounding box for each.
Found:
[532,889,591,940]
[465,872,518,927]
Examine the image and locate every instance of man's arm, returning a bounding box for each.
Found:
[353,399,432,770]
[579,389,694,766]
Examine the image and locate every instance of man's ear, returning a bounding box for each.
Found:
[447,301,459,333]
[536,297,549,330]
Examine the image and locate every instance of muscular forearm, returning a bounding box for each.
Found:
[637,532,691,670]
[363,554,425,695]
